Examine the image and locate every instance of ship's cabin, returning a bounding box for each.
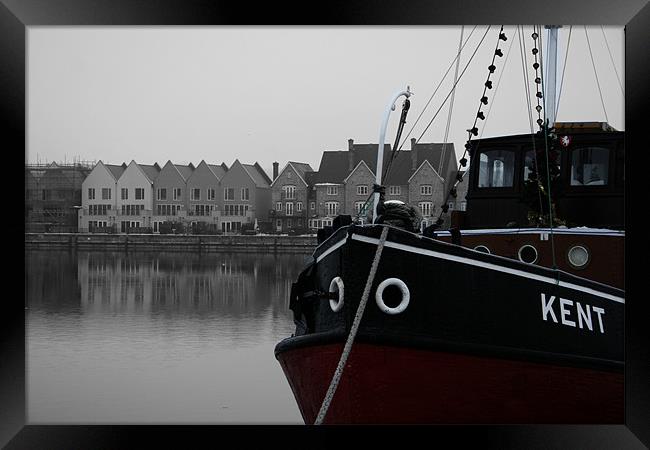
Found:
[459,122,624,230]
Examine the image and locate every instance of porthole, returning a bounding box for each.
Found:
[474,245,491,254]
[567,245,590,269]
[518,244,538,264]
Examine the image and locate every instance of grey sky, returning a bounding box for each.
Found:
[27,26,624,176]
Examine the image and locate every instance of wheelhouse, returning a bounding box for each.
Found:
[460,122,624,230]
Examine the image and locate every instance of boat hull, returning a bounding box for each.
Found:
[277,340,623,424]
[275,224,624,424]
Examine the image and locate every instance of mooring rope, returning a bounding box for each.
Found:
[314,225,390,425]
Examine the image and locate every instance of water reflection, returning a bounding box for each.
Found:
[26,250,309,423]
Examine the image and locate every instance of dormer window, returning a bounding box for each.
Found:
[570,147,609,186]
[478,149,515,188]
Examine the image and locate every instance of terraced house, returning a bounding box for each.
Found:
[116,161,160,232]
[306,138,457,230]
[185,160,227,232]
[79,161,126,232]
[270,161,314,232]
[218,160,272,233]
[152,161,194,233]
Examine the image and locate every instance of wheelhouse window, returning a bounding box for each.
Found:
[570,147,609,186]
[478,149,515,188]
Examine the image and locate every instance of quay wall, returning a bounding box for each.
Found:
[25,233,318,254]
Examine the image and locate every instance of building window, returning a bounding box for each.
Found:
[207,188,216,201]
[172,188,181,201]
[420,185,432,196]
[296,202,303,212]
[284,185,296,200]
[276,202,282,211]
[121,188,128,200]
[286,202,294,216]
[389,186,401,196]
[135,188,145,200]
[355,201,366,214]
[310,202,315,210]
[357,185,368,196]
[571,147,609,186]
[241,187,250,201]
[478,149,515,188]
[327,186,338,196]
[88,188,95,200]
[102,188,111,200]
[419,202,433,217]
[224,188,234,200]
[325,201,339,216]
[157,188,167,201]
[191,188,201,201]
[448,201,455,211]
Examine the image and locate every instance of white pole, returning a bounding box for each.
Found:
[545,25,561,126]
[372,87,413,223]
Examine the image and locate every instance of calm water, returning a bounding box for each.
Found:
[25,249,310,424]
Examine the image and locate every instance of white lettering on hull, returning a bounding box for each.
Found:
[541,293,605,334]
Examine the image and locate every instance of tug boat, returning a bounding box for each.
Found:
[274,26,624,424]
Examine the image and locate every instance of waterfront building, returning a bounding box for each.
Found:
[185,160,227,233]
[269,161,314,233]
[306,138,457,231]
[79,161,125,233]
[25,162,93,232]
[151,161,193,233]
[217,160,272,233]
[115,161,160,233]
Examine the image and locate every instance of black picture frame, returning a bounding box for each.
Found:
[6,1,648,448]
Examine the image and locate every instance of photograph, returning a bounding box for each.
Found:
[6,1,647,447]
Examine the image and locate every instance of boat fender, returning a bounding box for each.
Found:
[375,278,410,315]
[329,277,345,312]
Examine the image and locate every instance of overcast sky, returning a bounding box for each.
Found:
[27,26,624,176]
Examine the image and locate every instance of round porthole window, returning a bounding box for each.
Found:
[568,245,590,268]
[518,245,538,264]
[474,245,491,254]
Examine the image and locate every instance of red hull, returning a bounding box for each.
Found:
[277,342,623,424]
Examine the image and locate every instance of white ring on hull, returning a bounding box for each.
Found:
[375,278,410,315]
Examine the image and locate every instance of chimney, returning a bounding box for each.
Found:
[273,161,279,180]
[348,139,355,171]
[411,138,418,170]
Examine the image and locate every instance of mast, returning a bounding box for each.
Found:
[544,25,562,126]
[372,87,413,223]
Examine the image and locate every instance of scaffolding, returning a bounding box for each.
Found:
[25,160,95,232]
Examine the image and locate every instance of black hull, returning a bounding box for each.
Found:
[279,224,624,373]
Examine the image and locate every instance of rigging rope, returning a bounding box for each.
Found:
[428,26,505,228]
[439,26,465,176]
[584,26,609,124]
[314,225,390,425]
[413,26,493,146]
[600,25,624,95]
[398,25,480,152]
[555,26,573,120]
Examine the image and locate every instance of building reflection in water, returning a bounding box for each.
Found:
[76,251,308,318]
[26,249,311,423]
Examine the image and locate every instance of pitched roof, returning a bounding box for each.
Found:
[310,142,456,186]
[288,161,314,180]
[104,163,126,181]
[271,161,314,187]
[242,163,271,188]
[208,163,227,180]
[174,164,194,181]
[138,164,161,183]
